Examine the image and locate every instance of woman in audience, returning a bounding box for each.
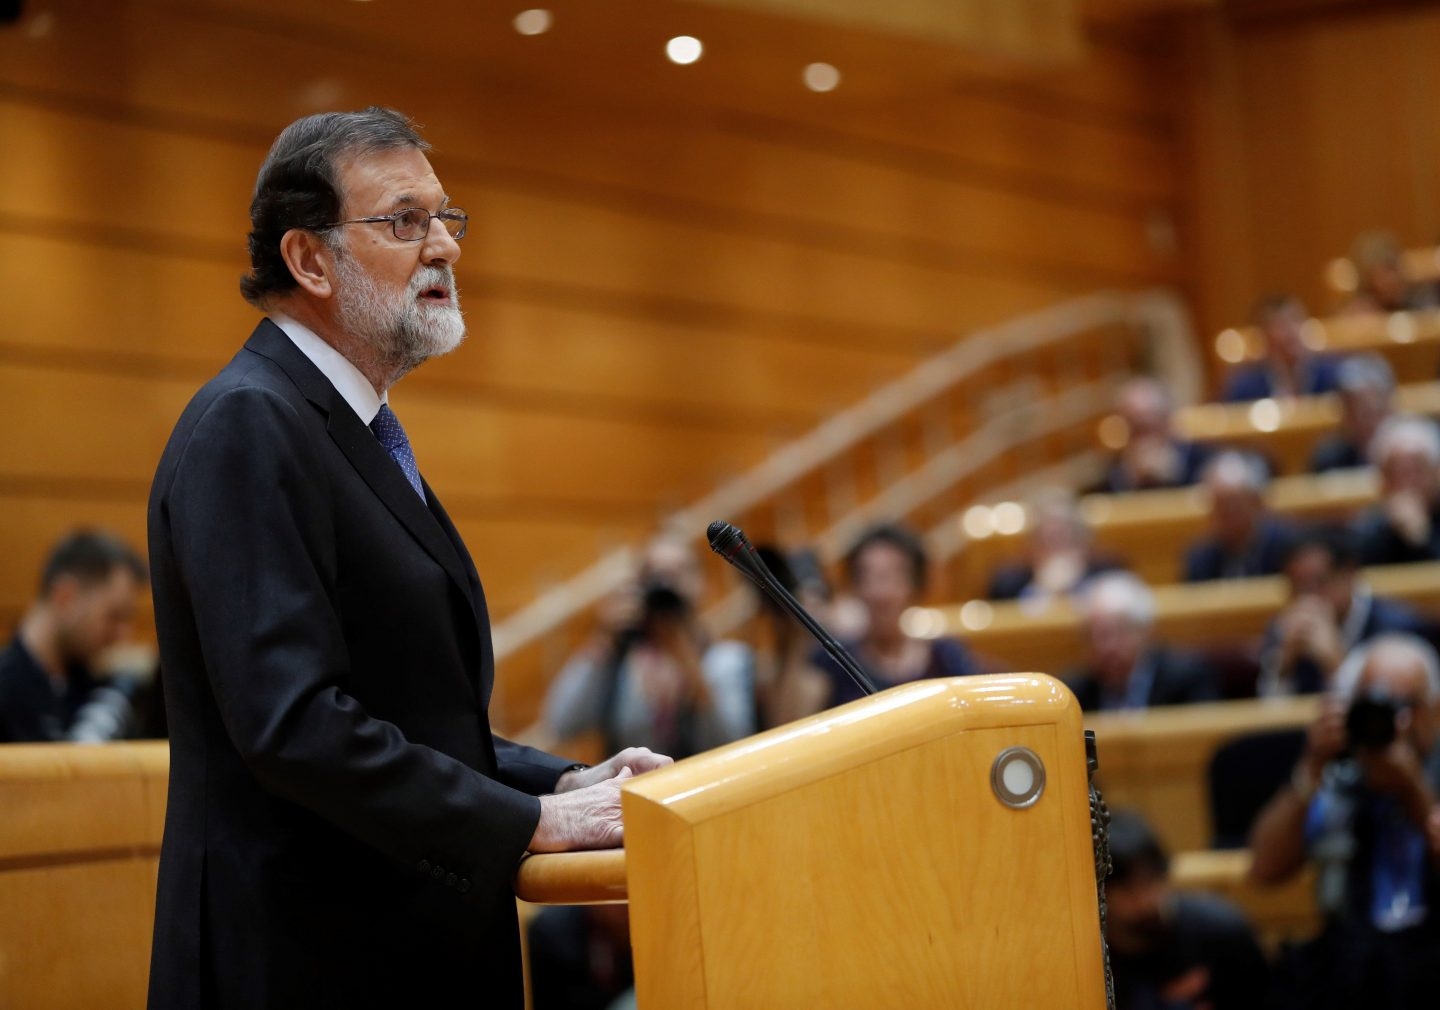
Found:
[1354,415,1440,566]
[987,488,1123,601]
[1222,295,1342,402]
[815,523,979,708]
[1309,353,1396,473]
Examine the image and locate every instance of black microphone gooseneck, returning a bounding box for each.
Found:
[706,520,879,699]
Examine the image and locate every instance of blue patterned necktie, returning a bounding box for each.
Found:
[369,404,425,501]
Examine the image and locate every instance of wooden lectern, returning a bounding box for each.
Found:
[518,674,1110,1009]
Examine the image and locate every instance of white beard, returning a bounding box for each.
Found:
[332,250,465,380]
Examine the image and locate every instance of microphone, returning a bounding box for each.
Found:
[706,521,878,698]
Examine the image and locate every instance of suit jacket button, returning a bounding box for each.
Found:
[417,859,431,875]
[445,873,457,887]
[458,879,471,894]
[431,866,445,880]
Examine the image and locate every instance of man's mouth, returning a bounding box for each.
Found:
[419,286,450,304]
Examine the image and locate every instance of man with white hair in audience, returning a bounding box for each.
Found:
[1062,571,1219,712]
[1095,376,1212,494]
[1310,354,1396,474]
[1184,450,1294,582]
[1354,414,1440,567]
[1250,633,1440,1010]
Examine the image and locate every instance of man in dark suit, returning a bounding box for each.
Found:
[1352,415,1440,567]
[146,108,671,1010]
[1094,377,1211,494]
[1183,450,1293,582]
[1063,571,1219,711]
[1221,294,1343,403]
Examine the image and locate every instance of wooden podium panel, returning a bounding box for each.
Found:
[621,675,1106,1010]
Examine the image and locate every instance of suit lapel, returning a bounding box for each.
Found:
[243,321,478,625]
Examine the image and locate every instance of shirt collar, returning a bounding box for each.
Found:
[269,313,387,425]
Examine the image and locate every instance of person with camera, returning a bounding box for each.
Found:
[542,534,756,761]
[1250,633,1440,1009]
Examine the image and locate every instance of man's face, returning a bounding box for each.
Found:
[329,147,465,377]
[1105,868,1168,954]
[1285,546,1351,618]
[53,569,141,665]
[1380,446,1438,500]
[1085,609,1148,685]
[1209,484,1261,549]
[1358,652,1438,757]
[1259,304,1307,366]
[852,542,919,631]
[1116,383,1169,442]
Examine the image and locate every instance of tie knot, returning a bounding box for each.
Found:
[369,404,408,452]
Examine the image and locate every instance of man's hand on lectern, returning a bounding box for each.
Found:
[530,748,674,852]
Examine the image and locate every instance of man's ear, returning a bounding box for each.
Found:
[279,228,338,300]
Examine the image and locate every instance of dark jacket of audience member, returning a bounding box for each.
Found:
[1065,647,1218,713]
[1309,354,1396,474]
[1106,810,1268,1010]
[1184,516,1293,583]
[817,636,978,709]
[1352,415,1440,568]
[1221,356,1343,403]
[1097,441,1211,495]
[0,642,100,743]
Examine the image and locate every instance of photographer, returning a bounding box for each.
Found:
[542,535,755,760]
[1250,634,1440,1009]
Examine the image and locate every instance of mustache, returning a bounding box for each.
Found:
[410,265,456,297]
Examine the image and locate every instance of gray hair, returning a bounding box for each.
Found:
[1337,353,1396,397]
[1082,571,1156,629]
[240,107,430,308]
[1368,414,1440,468]
[1201,450,1269,495]
[1332,632,1440,701]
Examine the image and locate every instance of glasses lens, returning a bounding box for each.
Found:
[439,210,468,240]
[393,208,430,241]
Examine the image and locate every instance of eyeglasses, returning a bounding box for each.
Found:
[319,206,468,242]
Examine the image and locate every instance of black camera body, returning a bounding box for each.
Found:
[1346,693,1401,750]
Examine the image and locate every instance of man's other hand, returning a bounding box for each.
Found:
[530,768,632,853]
[555,747,674,793]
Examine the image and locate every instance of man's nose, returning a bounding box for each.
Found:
[422,219,462,267]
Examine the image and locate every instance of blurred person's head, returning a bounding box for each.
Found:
[1114,377,1174,444]
[1333,633,1440,759]
[1350,231,1409,312]
[1252,294,1310,371]
[1282,526,1360,620]
[1369,414,1440,502]
[1335,354,1396,445]
[640,533,704,608]
[1200,451,1270,552]
[1104,810,1171,955]
[844,523,928,640]
[1081,572,1156,688]
[1028,488,1090,562]
[32,531,147,666]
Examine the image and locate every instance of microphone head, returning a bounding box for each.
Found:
[706,520,746,557]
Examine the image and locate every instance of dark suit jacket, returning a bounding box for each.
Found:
[1183,516,1294,583]
[146,321,574,1010]
[1262,593,1436,694]
[1095,438,1211,494]
[1063,647,1219,712]
[0,638,94,742]
[1353,502,1440,567]
[1220,356,1343,403]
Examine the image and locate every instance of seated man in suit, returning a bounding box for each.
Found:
[0,530,147,742]
[1095,377,1211,494]
[146,107,672,1010]
[1221,294,1342,403]
[1184,450,1293,582]
[987,488,1124,602]
[1340,230,1440,316]
[1064,571,1219,711]
[1354,415,1440,567]
[1259,526,1432,696]
[1106,810,1268,1010]
[1310,354,1396,474]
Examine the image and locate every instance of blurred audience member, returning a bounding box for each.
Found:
[1222,295,1341,403]
[529,904,634,1010]
[0,530,147,743]
[1064,572,1218,712]
[1354,415,1440,567]
[815,523,978,708]
[750,545,833,729]
[1310,354,1396,473]
[1107,810,1268,1010]
[987,489,1122,602]
[543,535,755,759]
[1250,634,1440,1010]
[1097,377,1211,494]
[1342,230,1439,316]
[1184,451,1293,582]
[1259,527,1431,697]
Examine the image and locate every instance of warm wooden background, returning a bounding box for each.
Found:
[0,0,1180,704]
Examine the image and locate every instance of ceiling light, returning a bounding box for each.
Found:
[803,63,841,92]
[513,9,552,35]
[666,36,703,65]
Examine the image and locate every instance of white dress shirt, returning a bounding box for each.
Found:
[269,313,387,426]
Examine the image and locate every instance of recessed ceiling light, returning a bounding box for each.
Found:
[803,62,841,92]
[513,9,552,35]
[665,36,703,65]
